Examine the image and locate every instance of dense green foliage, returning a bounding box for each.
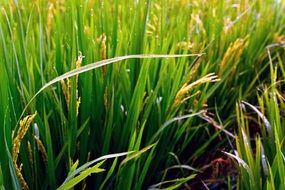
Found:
[0,0,285,189]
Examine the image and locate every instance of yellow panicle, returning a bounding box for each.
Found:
[97,34,107,75]
[97,33,106,60]
[27,141,34,177]
[47,2,54,35]
[34,136,48,165]
[219,38,248,76]
[172,74,220,109]
[61,78,71,109]
[61,52,84,115]
[13,112,37,190]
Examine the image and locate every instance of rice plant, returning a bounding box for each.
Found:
[0,0,285,189]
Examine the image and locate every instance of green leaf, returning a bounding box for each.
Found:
[69,160,79,174]
[120,143,156,166]
[99,158,118,190]
[62,151,133,184]
[57,160,105,190]
[0,164,6,190]
[148,174,196,190]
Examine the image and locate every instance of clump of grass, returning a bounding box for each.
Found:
[226,46,285,189]
[0,0,285,189]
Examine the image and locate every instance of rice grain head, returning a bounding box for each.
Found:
[97,34,107,75]
[219,38,248,76]
[34,136,48,165]
[61,52,84,113]
[172,73,220,109]
[13,112,37,190]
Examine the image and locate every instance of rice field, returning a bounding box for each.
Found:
[0,0,285,189]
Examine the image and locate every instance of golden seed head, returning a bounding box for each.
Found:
[219,38,248,76]
[76,97,81,116]
[34,136,48,165]
[13,112,37,190]
[27,141,33,169]
[61,78,71,109]
[61,52,83,114]
[172,74,220,108]
[13,113,37,164]
[47,2,54,34]
[97,34,107,61]
[76,51,85,68]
